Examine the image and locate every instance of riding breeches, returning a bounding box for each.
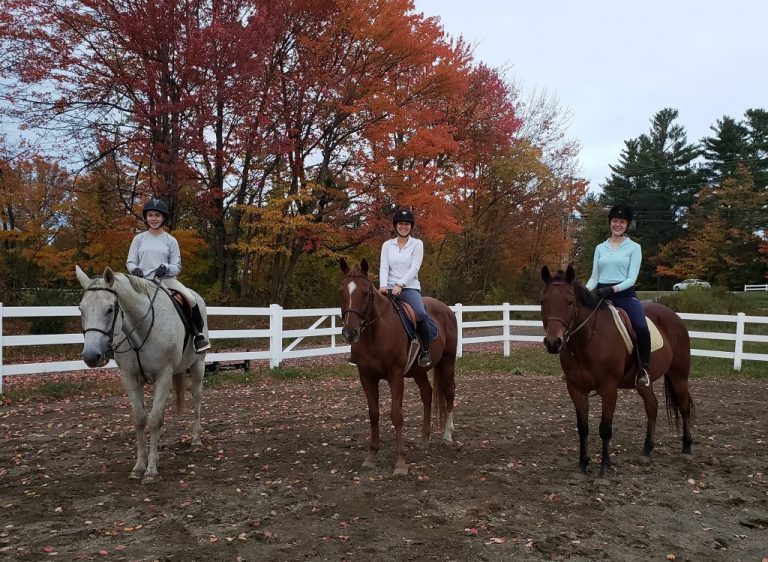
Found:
[160,278,197,309]
[397,288,428,320]
[603,286,651,364]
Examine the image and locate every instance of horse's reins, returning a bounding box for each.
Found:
[340,275,393,334]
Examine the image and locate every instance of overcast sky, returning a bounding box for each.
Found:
[413,0,768,191]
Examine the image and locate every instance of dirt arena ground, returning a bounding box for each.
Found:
[1,370,767,561]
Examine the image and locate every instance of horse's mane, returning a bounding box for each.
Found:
[119,273,157,298]
[550,269,605,309]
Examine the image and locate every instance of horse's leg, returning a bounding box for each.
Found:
[142,371,174,484]
[667,374,694,457]
[359,374,380,469]
[566,385,590,473]
[121,371,148,480]
[598,385,618,477]
[434,357,457,443]
[189,360,205,447]
[637,385,658,462]
[388,374,408,476]
[413,373,432,450]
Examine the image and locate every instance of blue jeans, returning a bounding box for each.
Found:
[599,284,650,364]
[396,288,427,321]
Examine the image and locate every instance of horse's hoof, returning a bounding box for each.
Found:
[393,466,408,476]
[141,473,159,484]
[362,460,376,469]
[191,438,203,447]
[681,452,694,461]
[129,472,143,480]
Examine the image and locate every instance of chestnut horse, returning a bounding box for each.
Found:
[339,258,458,475]
[540,265,694,476]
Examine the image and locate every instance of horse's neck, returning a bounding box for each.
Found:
[366,292,394,333]
[114,280,166,334]
[569,302,603,344]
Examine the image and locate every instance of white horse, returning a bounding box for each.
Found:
[76,265,208,484]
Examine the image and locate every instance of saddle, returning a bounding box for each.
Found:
[391,298,438,342]
[166,289,193,351]
[607,304,663,354]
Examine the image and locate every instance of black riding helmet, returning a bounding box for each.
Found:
[392,208,415,226]
[608,203,633,224]
[142,197,169,223]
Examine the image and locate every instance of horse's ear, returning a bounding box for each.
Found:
[75,265,91,289]
[565,263,575,283]
[360,258,369,276]
[103,267,116,287]
[541,265,551,283]
[340,258,349,274]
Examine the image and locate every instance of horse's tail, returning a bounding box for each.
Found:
[432,368,448,430]
[172,372,185,413]
[664,373,695,430]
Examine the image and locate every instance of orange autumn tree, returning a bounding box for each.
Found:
[0,154,75,293]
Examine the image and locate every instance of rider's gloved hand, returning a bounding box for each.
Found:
[131,268,144,278]
[155,264,168,279]
[595,286,614,299]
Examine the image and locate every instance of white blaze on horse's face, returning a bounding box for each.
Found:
[346,280,358,310]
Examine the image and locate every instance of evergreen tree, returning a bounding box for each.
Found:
[701,115,751,182]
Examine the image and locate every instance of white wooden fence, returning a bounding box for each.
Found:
[744,284,768,292]
[0,303,767,393]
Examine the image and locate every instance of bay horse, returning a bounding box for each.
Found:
[339,258,458,475]
[540,264,694,476]
[76,265,208,484]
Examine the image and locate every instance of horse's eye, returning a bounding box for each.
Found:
[106,306,114,314]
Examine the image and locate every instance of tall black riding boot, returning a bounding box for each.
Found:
[416,318,432,367]
[190,305,211,353]
[635,328,651,387]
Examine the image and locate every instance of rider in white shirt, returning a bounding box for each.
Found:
[126,198,211,353]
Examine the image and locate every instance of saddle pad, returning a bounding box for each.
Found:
[608,305,663,354]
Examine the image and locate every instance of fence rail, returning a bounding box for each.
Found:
[1,302,767,393]
[744,284,768,292]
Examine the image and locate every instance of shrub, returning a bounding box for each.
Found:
[657,286,760,315]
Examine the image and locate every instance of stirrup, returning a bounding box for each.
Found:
[194,335,211,353]
[418,352,432,367]
[635,367,650,387]
[346,356,356,366]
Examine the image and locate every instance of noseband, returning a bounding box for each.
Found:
[340,275,391,333]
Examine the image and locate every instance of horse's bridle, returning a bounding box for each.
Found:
[340,275,392,334]
[543,281,601,344]
[82,287,123,359]
[82,281,163,357]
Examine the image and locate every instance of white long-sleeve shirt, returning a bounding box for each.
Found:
[126,231,182,280]
[379,236,423,290]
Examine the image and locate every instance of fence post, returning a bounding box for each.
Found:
[0,302,4,394]
[502,302,511,357]
[454,303,463,358]
[733,312,745,371]
[269,303,283,369]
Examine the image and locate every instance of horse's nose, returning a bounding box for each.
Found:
[342,326,358,343]
[81,349,104,368]
[543,335,562,354]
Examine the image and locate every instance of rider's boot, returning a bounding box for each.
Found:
[635,329,651,387]
[190,305,211,353]
[416,318,432,367]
